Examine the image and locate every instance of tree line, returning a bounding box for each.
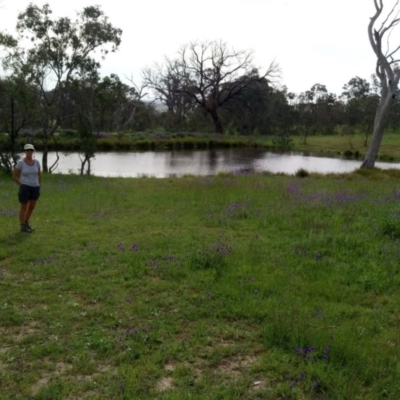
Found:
[0,2,399,173]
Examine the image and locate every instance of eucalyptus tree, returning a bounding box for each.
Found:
[0,76,38,173]
[361,0,400,168]
[0,3,122,172]
[218,77,293,136]
[341,76,379,146]
[218,75,273,135]
[295,84,337,143]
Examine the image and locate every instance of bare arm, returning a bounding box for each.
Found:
[12,168,21,186]
[38,168,42,186]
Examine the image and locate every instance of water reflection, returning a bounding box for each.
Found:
[33,149,400,178]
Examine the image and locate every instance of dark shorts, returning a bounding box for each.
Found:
[18,184,40,203]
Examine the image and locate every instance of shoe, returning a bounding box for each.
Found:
[25,221,34,231]
[21,223,32,233]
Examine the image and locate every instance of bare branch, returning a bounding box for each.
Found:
[379,0,400,32]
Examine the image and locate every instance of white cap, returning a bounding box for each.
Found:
[24,144,35,150]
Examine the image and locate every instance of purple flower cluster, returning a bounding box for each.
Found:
[225,200,251,219]
[293,245,323,261]
[307,190,365,207]
[32,256,56,266]
[287,181,367,207]
[117,243,140,252]
[287,183,302,198]
[295,340,332,363]
[147,254,180,268]
[190,238,233,271]
[0,209,18,217]
[392,189,400,201]
[209,241,233,256]
[118,326,155,342]
[284,370,307,390]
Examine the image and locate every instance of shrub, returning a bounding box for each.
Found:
[272,134,293,151]
[295,168,310,178]
[343,150,353,157]
[59,129,79,138]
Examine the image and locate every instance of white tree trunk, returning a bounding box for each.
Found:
[361,94,393,168]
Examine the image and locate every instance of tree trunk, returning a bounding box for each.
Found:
[42,142,49,173]
[361,94,393,169]
[209,108,223,134]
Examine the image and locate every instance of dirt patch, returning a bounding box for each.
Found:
[216,355,258,378]
[31,376,51,395]
[14,321,41,342]
[156,377,174,392]
[30,362,115,396]
[55,362,73,374]
[164,363,175,371]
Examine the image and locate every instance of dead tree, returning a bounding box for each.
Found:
[145,40,279,134]
[361,0,400,168]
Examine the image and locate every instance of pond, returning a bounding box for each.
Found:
[33,149,400,177]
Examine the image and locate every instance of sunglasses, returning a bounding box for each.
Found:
[25,149,34,152]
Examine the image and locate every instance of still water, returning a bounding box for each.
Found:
[34,149,400,178]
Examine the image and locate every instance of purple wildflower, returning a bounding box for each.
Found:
[118,243,125,252]
[312,379,320,389]
[131,243,139,251]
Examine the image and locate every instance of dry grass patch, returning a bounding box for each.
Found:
[30,362,116,396]
[156,376,174,392]
[216,355,258,378]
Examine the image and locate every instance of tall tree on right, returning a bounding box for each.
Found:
[361,0,400,168]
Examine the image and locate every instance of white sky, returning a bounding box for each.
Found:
[0,0,385,96]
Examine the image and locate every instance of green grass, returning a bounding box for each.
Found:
[2,170,400,398]
[3,129,400,161]
[293,131,400,161]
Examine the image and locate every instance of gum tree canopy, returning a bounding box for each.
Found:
[0,3,122,172]
[362,0,400,168]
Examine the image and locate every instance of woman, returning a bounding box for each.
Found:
[12,144,42,233]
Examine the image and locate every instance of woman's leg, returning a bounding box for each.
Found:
[24,200,37,223]
[19,203,28,224]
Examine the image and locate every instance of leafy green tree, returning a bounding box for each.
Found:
[218,78,294,137]
[219,75,270,135]
[92,74,134,132]
[341,76,379,146]
[0,3,122,172]
[0,76,38,173]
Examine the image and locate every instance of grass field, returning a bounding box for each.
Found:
[293,131,400,161]
[1,169,400,399]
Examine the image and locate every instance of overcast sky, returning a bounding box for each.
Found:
[0,0,387,96]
